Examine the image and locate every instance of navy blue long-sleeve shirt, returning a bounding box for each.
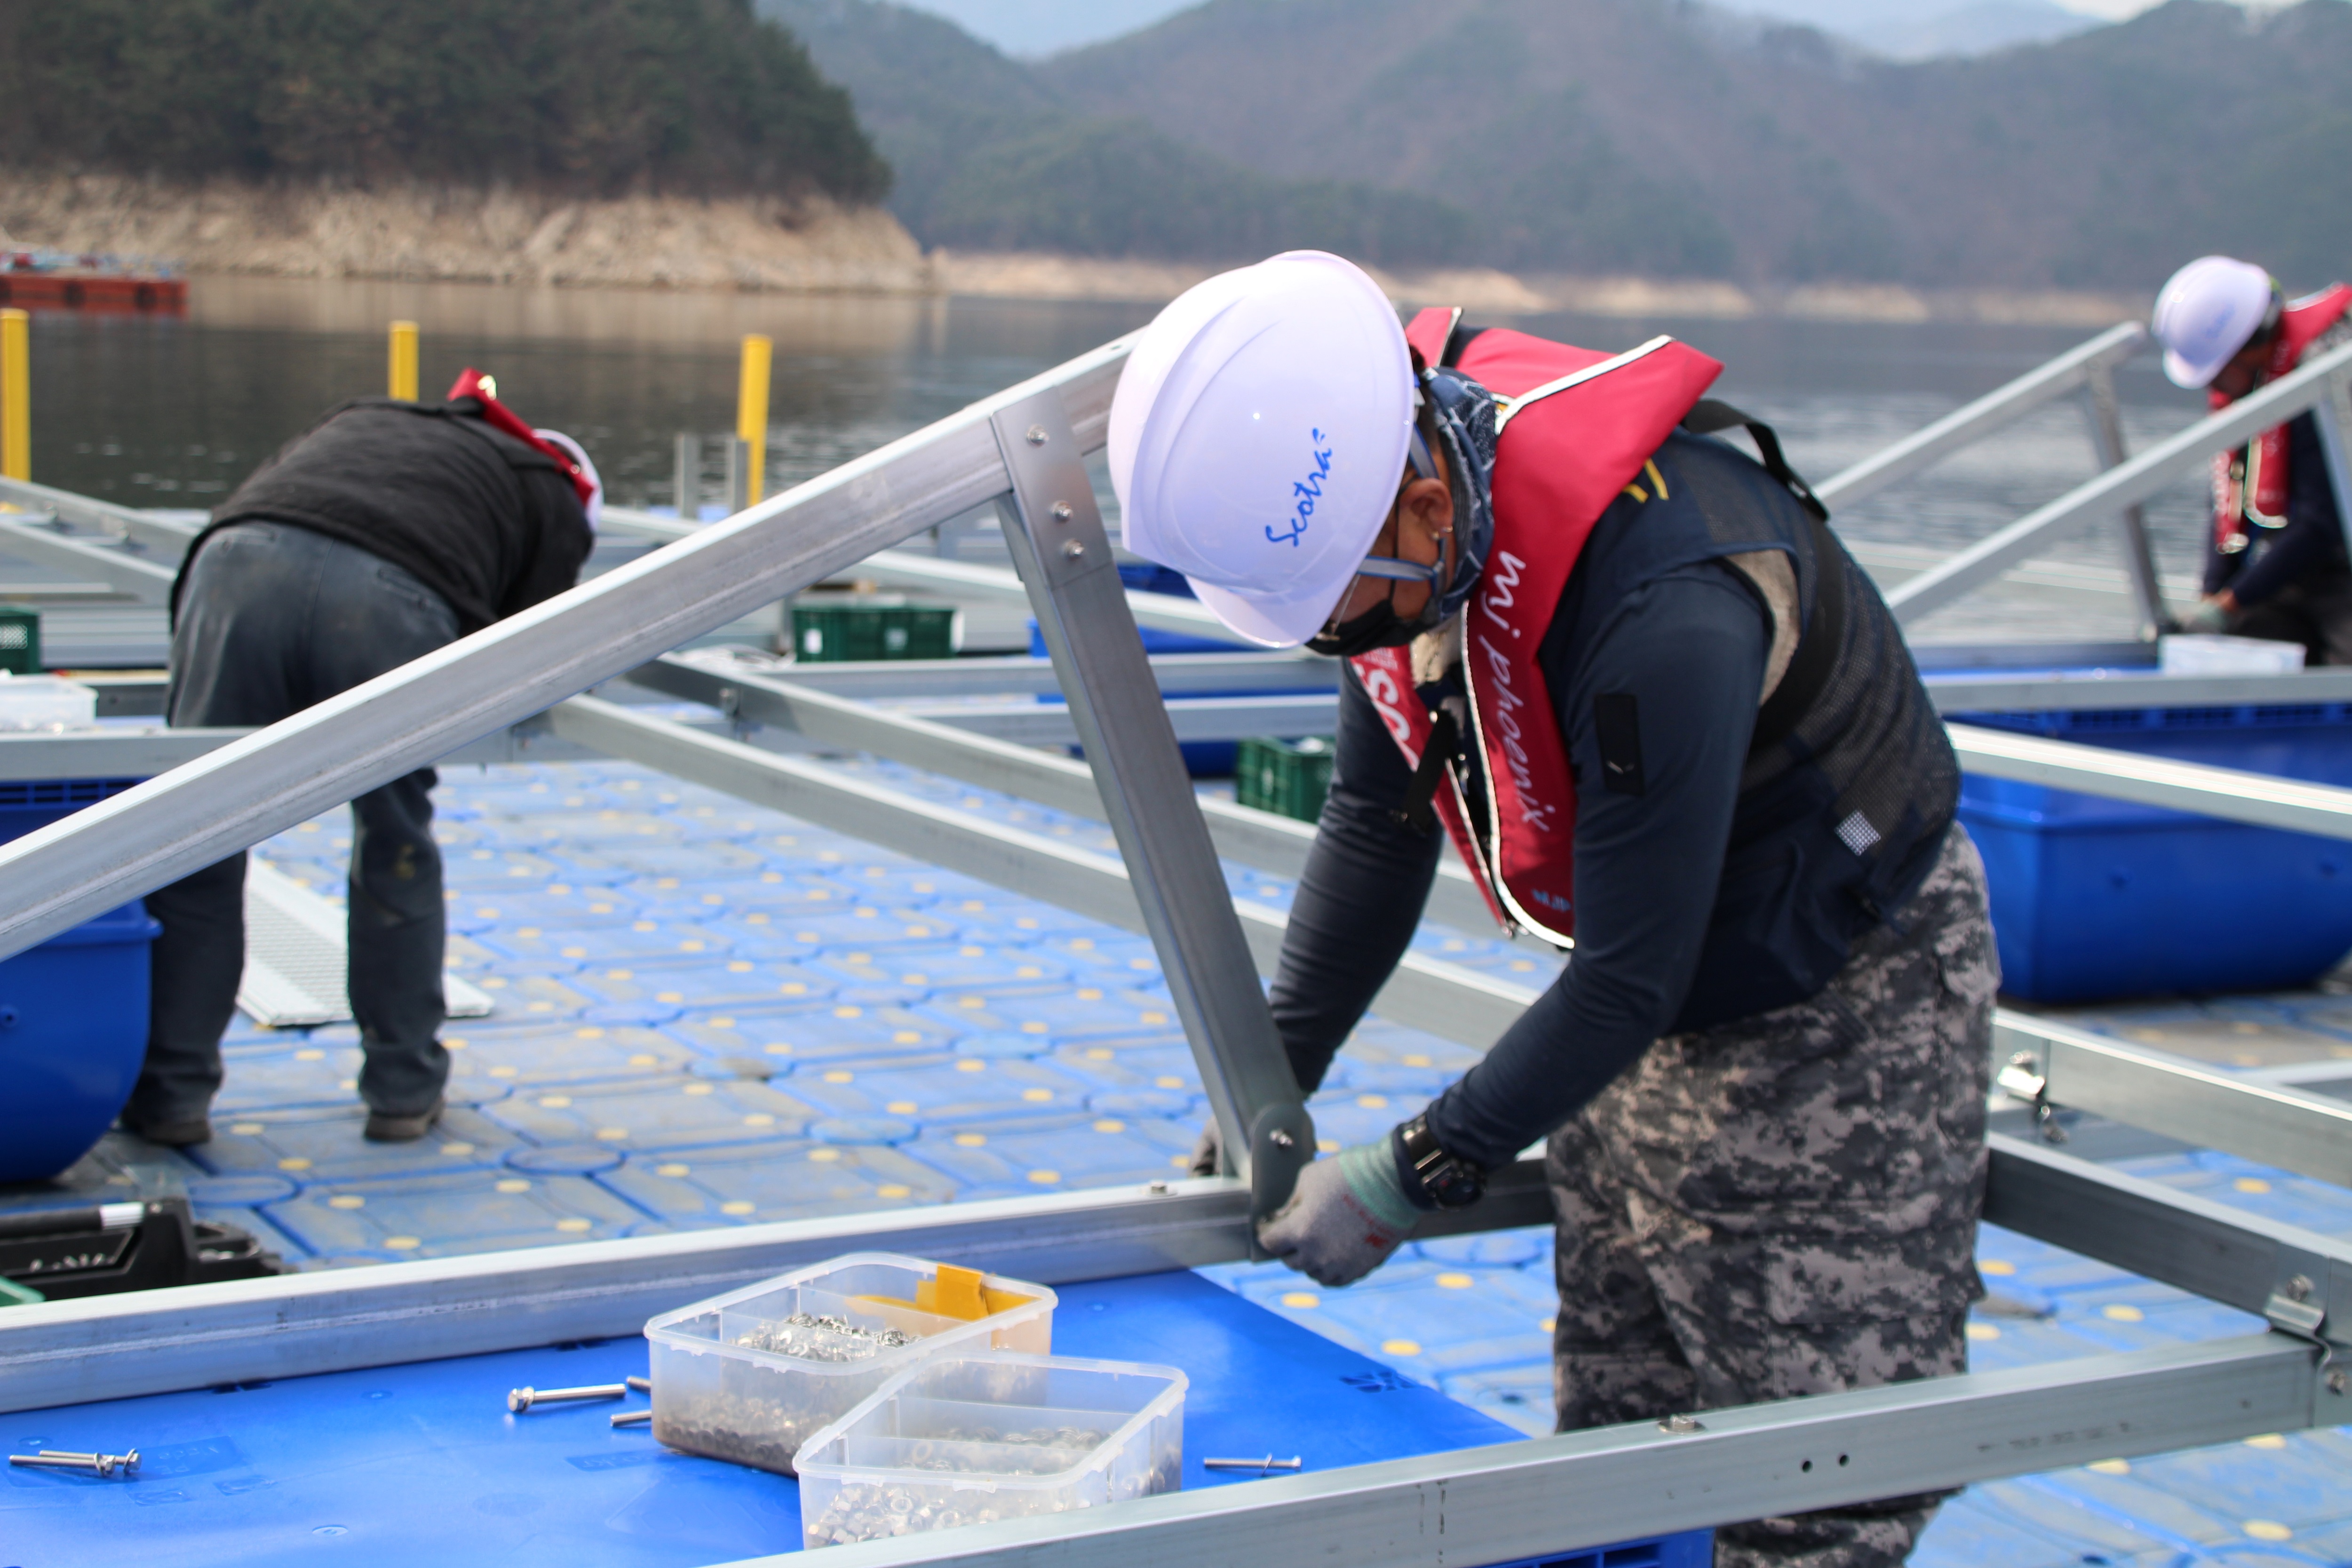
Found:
[2206,411,2348,605]
[1267,561,1771,1173]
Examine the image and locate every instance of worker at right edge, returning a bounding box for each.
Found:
[1113,252,1997,1567]
[2153,255,2352,662]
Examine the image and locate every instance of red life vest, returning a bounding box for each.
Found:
[1348,310,1724,945]
[2211,283,2352,549]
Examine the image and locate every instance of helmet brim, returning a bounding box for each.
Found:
[1187,575,1346,650]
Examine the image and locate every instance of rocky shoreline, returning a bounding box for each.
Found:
[2,172,2144,326]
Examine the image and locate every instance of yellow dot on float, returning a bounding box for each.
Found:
[2234,1177,2272,1194]
[887,1100,919,1115]
[956,1059,986,1073]
[823,1070,854,1083]
[574,1027,605,1040]
[328,1195,365,1210]
[496,1178,531,1194]
[1170,1154,1190,1169]
[1020,1021,1050,1035]
[561,946,588,959]
[1979,1259,2016,1276]
[1540,1317,1556,1333]
[1021,1088,1053,1103]
[1436,1273,1473,1289]
[295,1048,325,1062]
[1966,1322,2001,1341]
[834,1005,863,1019]
[2101,1304,2144,1322]
[1381,1339,1421,1357]
[682,1082,714,1097]
[441,1142,473,1156]
[656,1163,690,1178]
[656,992,684,1004]
[876,1183,912,1199]
[1077,987,1103,1002]
[231,1122,265,1135]
[1027,1170,1061,1184]
[1141,1011,1168,1025]
[1085,1047,1114,1060]
[278,1157,312,1171]
[628,1053,658,1067]
[894,1031,922,1044]
[2087,1458,2130,1475]
[780,983,806,996]
[1318,1139,1340,1154]
[1281,1291,1320,1309]
[720,1201,755,1215]
[555,1218,591,1234]
[710,1016,735,1029]
[1156,1076,1184,1089]
[489,1065,518,1078]
[384,1235,422,1250]
[540,1095,572,1108]
[1357,1094,1390,1109]
[2244,1522,2292,1543]
[1093,1119,1126,1134]
[2244,1433,2287,1449]
[1017,966,1042,979]
[595,1128,629,1142]
[743,1114,775,1127]
[954,1133,987,1147]
[763,1043,791,1056]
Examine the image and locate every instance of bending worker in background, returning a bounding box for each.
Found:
[121,372,598,1147]
[2152,255,2352,661]
[1117,252,1995,1568]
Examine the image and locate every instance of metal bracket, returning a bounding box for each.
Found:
[1996,1050,2068,1144]
[986,390,1313,1235]
[2081,362,2169,640]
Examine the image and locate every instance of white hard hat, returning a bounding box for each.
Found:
[534,428,603,533]
[1107,251,1414,648]
[2151,256,2276,389]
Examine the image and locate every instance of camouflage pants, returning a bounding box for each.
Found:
[1548,825,2000,1568]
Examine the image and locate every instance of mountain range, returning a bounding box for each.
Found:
[769,0,2352,292]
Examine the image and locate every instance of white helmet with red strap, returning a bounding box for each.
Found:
[2152,255,2277,389]
[1107,252,1416,648]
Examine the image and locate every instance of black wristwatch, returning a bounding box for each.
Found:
[1394,1113,1486,1210]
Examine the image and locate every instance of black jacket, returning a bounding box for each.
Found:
[181,398,591,635]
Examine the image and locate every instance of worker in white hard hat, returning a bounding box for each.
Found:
[2152,255,2352,661]
[1113,253,1997,1568]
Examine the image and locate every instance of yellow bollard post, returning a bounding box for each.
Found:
[388,320,420,402]
[737,334,772,507]
[1,308,28,482]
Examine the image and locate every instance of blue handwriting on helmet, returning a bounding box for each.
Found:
[1267,430,1333,547]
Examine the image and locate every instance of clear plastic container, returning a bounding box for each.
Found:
[795,1352,1186,1549]
[0,674,96,732]
[644,1252,1056,1475]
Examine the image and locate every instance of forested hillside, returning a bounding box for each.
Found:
[775,0,2352,292]
[765,0,1473,265]
[0,0,890,207]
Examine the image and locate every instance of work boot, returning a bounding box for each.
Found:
[122,1114,213,1148]
[363,1097,445,1144]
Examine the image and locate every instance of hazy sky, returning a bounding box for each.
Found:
[891,0,2180,57]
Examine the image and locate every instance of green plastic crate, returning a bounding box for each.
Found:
[1236,736,1334,823]
[791,600,956,663]
[0,607,37,675]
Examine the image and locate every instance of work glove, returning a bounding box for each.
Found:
[2181,597,2232,634]
[1255,1139,1419,1287]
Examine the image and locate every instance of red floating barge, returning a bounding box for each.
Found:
[0,253,188,314]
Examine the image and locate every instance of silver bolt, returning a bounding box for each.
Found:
[11,1450,135,1477]
[611,1409,653,1428]
[2330,1368,2349,1396]
[509,1382,628,1413]
[1203,1455,1302,1472]
[1061,541,1085,560]
[1657,1415,1705,1435]
[1025,425,1049,447]
[1050,501,1073,522]
[1147,1181,1172,1195]
[2287,1275,2314,1303]
[1269,1129,1295,1149]
[626,1375,651,1393]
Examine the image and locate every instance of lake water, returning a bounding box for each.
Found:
[13,275,2216,640]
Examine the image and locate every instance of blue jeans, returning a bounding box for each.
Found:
[130,522,456,1125]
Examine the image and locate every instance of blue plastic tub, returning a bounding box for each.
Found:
[0,777,160,1181]
[1951,703,2352,1003]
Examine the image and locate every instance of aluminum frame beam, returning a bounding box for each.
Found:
[0,337,1138,964]
[717,649,1333,700]
[0,515,177,605]
[1887,339,2352,625]
[1924,666,2352,712]
[1948,720,2352,839]
[2079,359,2169,639]
[0,474,199,560]
[1814,322,2147,512]
[1995,1013,2352,1189]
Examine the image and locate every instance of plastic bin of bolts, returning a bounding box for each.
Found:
[795,1352,1186,1548]
[644,1252,1056,1475]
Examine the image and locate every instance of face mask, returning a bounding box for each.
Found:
[1304,367,1501,658]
